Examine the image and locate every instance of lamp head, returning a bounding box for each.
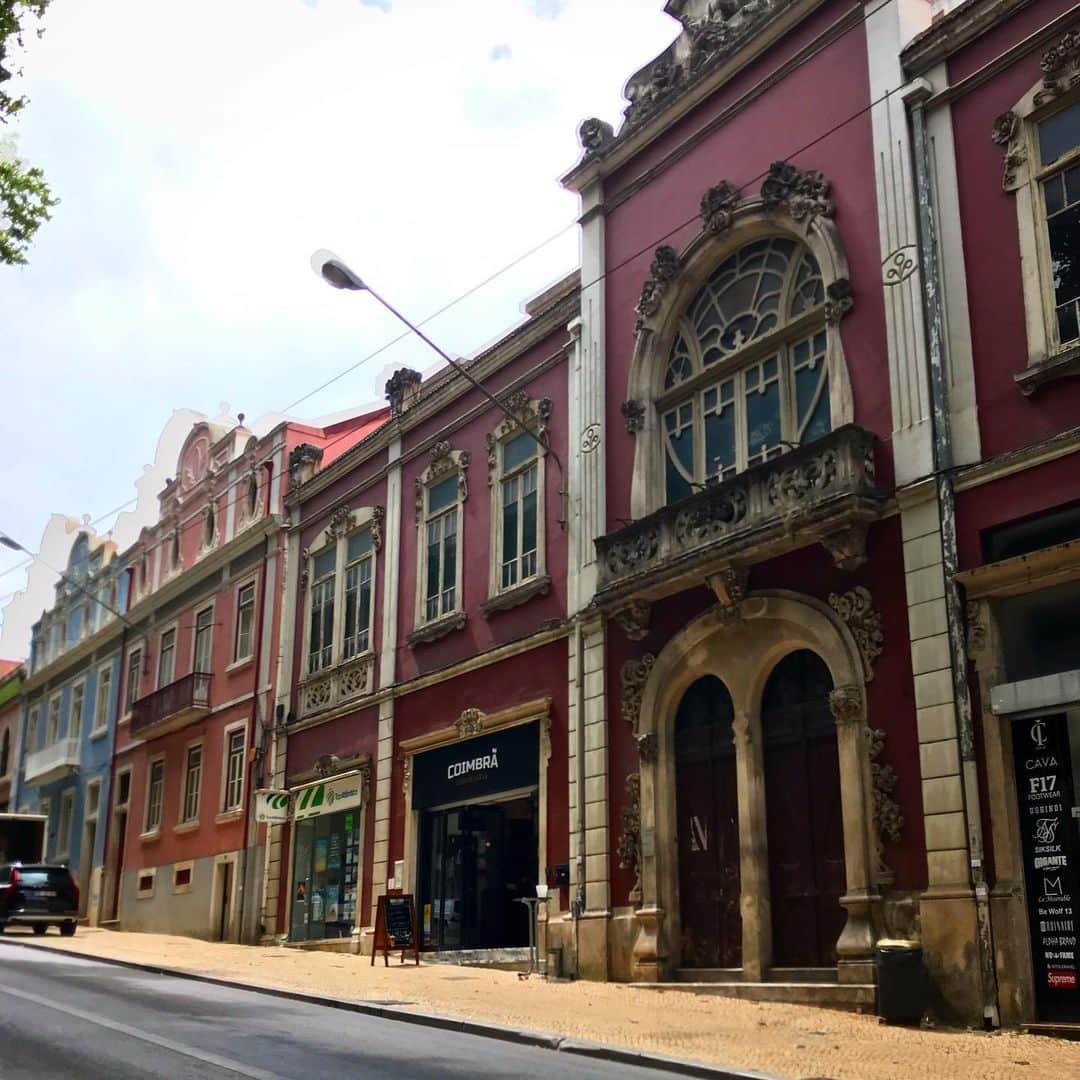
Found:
[0,534,23,552]
[311,249,366,291]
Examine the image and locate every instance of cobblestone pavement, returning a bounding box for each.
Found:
[13,928,1079,1080]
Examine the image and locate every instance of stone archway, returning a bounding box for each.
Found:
[629,590,877,984]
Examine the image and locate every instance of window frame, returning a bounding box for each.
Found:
[56,789,75,860]
[85,778,101,823]
[157,623,178,689]
[46,693,61,745]
[143,754,166,836]
[233,578,257,664]
[220,721,247,815]
[179,739,204,826]
[413,447,469,632]
[123,643,144,718]
[26,705,40,753]
[69,679,86,742]
[192,603,215,675]
[485,400,550,602]
[91,662,112,737]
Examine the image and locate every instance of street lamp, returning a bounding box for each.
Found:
[311,249,567,529]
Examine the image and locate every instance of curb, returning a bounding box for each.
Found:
[1,938,779,1080]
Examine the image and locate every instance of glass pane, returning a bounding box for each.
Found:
[704,398,736,480]
[665,334,695,388]
[1039,100,1080,166]
[428,475,458,514]
[313,549,335,581]
[522,488,538,560]
[793,330,830,443]
[346,530,371,562]
[1048,201,1080,313]
[343,568,358,656]
[745,363,782,464]
[1067,165,1080,208]
[426,528,441,602]
[502,492,518,574]
[1045,173,1066,216]
[358,578,371,648]
[443,528,457,593]
[1057,301,1080,346]
[503,431,535,472]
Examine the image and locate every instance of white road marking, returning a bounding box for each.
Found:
[0,979,287,1080]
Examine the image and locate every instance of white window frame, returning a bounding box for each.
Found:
[85,778,102,825]
[192,603,215,675]
[46,694,61,745]
[143,753,165,836]
[123,643,144,719]
[114,766,133,811]
[157,622,178,688]
[219,721,247,816]
[91,662,112,737]
[179,738,204,826]
[136,867,156,900]
[233,578,257,664]
[413,446,469,631]
[56,788,75,861]
[485,399,550,600]
[995,75,1080,384]
[299,506,382,679]
[69,679,86,742]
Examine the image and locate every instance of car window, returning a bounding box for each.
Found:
[16,867,71,886]
[0,866,9,885]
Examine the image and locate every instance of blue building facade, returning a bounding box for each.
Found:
[15,531,129,922]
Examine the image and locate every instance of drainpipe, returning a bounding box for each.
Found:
[909,85,999,1028]
[237,518,271,944]
[102,572,132,924]
[572,617,586,978]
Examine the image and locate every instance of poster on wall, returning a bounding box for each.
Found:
[1014,713,1080,1022]
[314,837,328,875]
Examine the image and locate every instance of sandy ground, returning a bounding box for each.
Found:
[12,927,1079,1080]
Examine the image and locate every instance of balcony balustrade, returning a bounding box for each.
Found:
[24,737,80,786]
[130,671,212,739]
[595,425,887,609]
[297,653,374,721]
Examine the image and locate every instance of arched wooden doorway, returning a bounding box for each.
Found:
[675,676,741,968]
[762,649,846,967]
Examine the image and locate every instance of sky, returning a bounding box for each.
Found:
[0,0,678,656]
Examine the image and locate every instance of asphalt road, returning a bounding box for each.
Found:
[0,938,689,1080]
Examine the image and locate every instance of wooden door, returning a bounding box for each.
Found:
[762,650,846,967]
[676,676,741,968]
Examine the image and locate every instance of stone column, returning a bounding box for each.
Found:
[734,708,770,980]
[829,684,878,984]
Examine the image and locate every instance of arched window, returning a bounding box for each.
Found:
[246,474,258,518]
[204,503,216,548]
[659,237,831,504]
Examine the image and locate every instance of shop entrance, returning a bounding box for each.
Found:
[1013,710,1080,1022]
[418,793,537,951]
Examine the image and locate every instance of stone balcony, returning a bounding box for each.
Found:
[24,737,81,786]
[131,671,212,739]
[594,425,887,612]
[297,653,375,721]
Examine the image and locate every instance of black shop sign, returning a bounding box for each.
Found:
[411,722,538,810]
[1013,712,1080,1022]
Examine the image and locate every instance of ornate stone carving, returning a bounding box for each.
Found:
[828,684,862,727]
[579,117,614,155]
[990,110,1018,147]
[821,523,869,571]
[581,423,601,454]
[966,600,987,660]
[371,506,385,552]
[705,563,749,621]
[866,723,904,881]
[829,586,884,673]
[621,399,646,434]
[674,487,747,547]
[415,444,469,517]
[990,109,1026,190]
[636,731,658,763]
[700,179,741,234]
[455,707,486,738]
[613,600,651,642]
[766,449,838,504]
[882,246,919,286]
[603,523,660,578]
[1036,30,1080,107]
[634,245,681,332]
[760,161,833,224]
[298,546,310,591]
[621,653,656,731]
[287,442,322,484]
[825,278,853,324]
[401,755,412,807]
[385,367,422,417]
[327,504,354,540]
[616,772,643,906]
[299,654,374,719]
[337,655,372,700]
[302,677,332,715]
[485,395,552,483]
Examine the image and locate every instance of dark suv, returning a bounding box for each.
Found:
[0,864,79,936]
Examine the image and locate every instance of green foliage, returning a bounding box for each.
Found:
[0,0,54,266]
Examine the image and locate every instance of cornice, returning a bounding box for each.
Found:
[952,425,1080,492]
[398,697,550,755]
[291,288,579,510]
[901,0,1037,75]
[561,0,831,194]
[23,619,126,696]
[956,537,1080,598]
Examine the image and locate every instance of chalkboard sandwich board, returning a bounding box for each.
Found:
[372,890,420,966]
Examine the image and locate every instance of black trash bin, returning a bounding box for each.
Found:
[875,939,927,1023]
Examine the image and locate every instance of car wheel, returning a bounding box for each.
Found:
[60,922,76,938]
[32,924,47,936]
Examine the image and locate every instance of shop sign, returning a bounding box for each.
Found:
[294,772,364,820]
[411,721,539,810]
[255,790,290,823]
[1014,713,1080,1020]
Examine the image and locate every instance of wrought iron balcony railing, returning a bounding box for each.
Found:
[130,671,212,739]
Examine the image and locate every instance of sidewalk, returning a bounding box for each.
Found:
[12,927,1078,1080]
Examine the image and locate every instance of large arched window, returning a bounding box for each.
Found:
[660,237,831,504]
